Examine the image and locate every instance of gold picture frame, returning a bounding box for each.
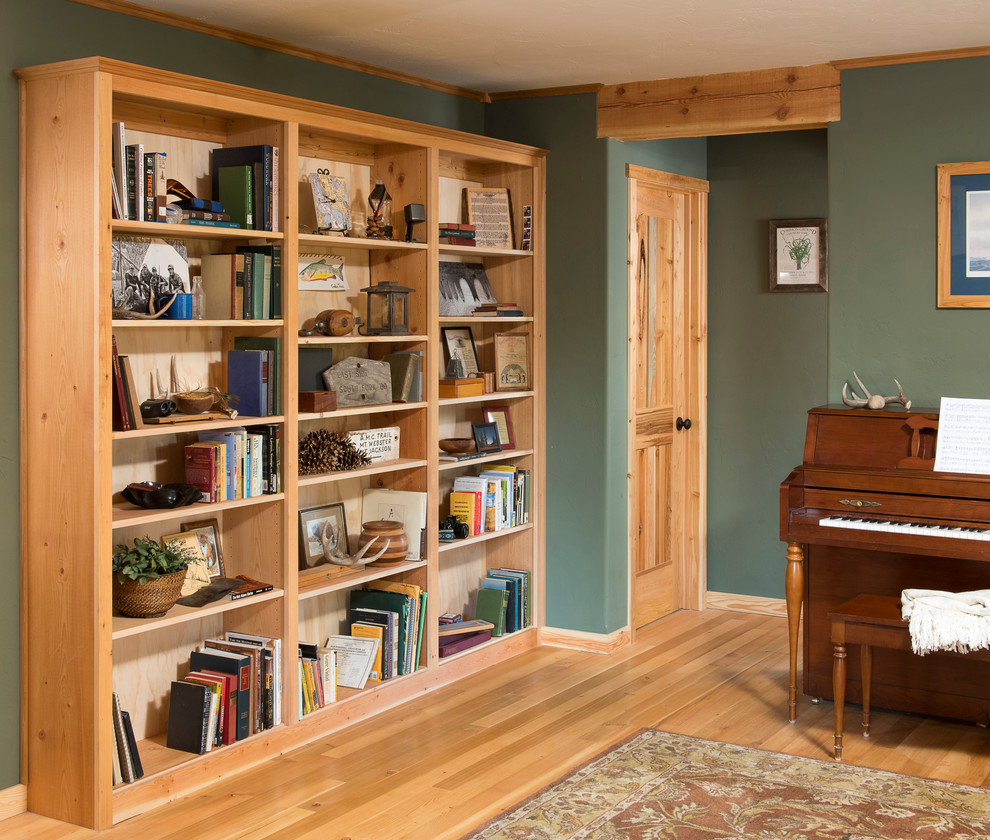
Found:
[937,161,990,308]
[494,332,530,392]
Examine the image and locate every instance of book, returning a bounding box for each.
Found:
[438,629,492,657]
[475,586,508,636]
[112,692,136,783]
[204,639,263,734]
[184,441,222,503]
[186,669,235,745]
[169,206,231,222]
[227,349,268,417]
[452,475,488,534]
[323,634,379,690]
[449,491,477,533]
[112,122,127,220]
[316,647,336,704]
[110,335,129,432]
[348,606,398,680]
[225,630,282,727]
[218,164,254,229]
[189,647,251,741]
[236,243,282,319]
[145,151,167,222]
[211,145,274,230]
[125,142,144,221]
[181,673,222,749]
[185,218,242,228]
[437,618,495,637]
[349,589,412,675]
[200,252,246,320]
[361,488,429,561]
[365,579,424,673]
[383,351,420,403]
[172,196,224,213]
[349,621,387,681]
[166,679,212,754]
[230,573,274,600]
[482,575,519,633]
[117,355,145,430]
[197,430,242,500]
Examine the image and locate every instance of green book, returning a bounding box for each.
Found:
[476,587,507,636]
[218,164,254,230]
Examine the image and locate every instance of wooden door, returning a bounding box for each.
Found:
[628,166,708,629]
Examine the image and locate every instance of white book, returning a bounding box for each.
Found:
[323,635,378,690]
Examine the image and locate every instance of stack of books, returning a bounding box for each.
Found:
[438,222,476,246]
[111,692,143,786]
[473,302,524,317]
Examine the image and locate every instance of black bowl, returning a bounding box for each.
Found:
[121,482,203,509]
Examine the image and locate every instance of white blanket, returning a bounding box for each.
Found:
[901,588,990,656]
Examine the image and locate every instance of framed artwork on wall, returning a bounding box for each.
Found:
[937,161,990,308]
[769,219,827,292]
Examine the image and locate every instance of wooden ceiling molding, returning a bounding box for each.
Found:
[597,63,841,141]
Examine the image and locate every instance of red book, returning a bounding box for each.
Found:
[184,442,219,503]
[183,671,227,748]
[111,335,130,431]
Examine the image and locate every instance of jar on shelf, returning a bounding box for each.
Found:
[191,275,205,319]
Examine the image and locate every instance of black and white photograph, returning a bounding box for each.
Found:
[111,236,189,315]
[439,261,498,316]
[442,326,479,377]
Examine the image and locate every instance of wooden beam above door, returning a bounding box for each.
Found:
[598,63,840,141]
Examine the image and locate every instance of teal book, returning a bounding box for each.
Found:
[476,587,507,636]
[218,164,254,230]
[349,589,411,675]
[237,243,281,319]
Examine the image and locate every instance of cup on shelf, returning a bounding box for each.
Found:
[158,293,194,319]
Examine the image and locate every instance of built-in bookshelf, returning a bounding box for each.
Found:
[18,57,544,829]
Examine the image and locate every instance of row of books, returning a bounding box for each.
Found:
[111,692,143,786]
[111,123,167,223]
[211,144,280,232]
[110,335,145,432]
[201,244,283,320]
[347,580,428,684]
[449,466,532,535]
[184,424,281,502]
[227,344,282,419]
[167,632,282,755]
[298,642,336,715]
[478,567,533,636]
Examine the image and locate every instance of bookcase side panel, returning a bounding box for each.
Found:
[20,70,111,828]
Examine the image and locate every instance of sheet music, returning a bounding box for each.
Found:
[933,397,990,475]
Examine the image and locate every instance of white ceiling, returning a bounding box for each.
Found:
[124,0,990,93]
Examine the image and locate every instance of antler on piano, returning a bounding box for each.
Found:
[841,371,911,411]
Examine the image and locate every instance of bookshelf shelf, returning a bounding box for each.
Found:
[437,522,535,553]
[437,625,539,664]
[298,401,427,421]
[19,55,544,829]
[298,559,426,600]
[112,587,284,640]
[439,316,533,325]
[298,457,428,487]
[110,493,285,529]
[438,448,534,472]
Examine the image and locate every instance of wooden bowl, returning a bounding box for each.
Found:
[439,438,477,455]
[359,520,409,565]
[174,391,215,414]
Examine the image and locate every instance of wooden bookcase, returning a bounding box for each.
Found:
[17,57,545,829]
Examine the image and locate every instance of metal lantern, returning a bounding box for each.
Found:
[358,281,414,335]
[366,179,393,239]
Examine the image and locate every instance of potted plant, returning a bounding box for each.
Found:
[112,535,195,618]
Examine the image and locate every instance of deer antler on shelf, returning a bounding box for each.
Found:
[318,521,390,566]
[841,372,911,411]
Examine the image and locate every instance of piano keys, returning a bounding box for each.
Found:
[780,405,990,726]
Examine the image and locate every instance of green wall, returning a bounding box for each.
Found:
[486,98,705,633]
[706,131,829,597]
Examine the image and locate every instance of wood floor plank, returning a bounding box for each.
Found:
[5,608,988,840]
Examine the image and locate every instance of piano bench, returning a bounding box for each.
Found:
[828,594,990,761]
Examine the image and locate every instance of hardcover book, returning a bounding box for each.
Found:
[189,648,251,741]
[218,164,254,230]
[200,252,246,320]
[227,349,268,418]
[166,680,212,754]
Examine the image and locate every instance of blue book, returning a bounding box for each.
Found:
[197,429,243,500]
[227,349,268,418]
[174,197,224,213]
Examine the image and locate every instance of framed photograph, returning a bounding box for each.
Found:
[472,421,502,455]
[768,219,827,292]
[438,261,497,316]
[483,405,515,449]
[937,161,990,307]
[442,326,479,377]
[465,187,514,249]
[166,520,223,597]
[494,332,530,391]
[299,503,348,571]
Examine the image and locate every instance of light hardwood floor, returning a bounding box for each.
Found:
[5,607,989,839]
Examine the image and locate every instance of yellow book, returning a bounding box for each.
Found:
[299,660,312,715]
[449,491,476,530]
[350,623,385,682]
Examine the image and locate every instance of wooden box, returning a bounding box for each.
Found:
[439,377,485,398]
[299,391,337,413]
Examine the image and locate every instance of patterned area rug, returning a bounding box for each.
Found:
[459,729,990,839]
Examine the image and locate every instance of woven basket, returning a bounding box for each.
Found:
[112,569,187,618]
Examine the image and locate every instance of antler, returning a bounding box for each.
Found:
[841,372,911,411]
[318,521,390,566]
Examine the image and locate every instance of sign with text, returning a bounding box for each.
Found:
[347,426,400,463]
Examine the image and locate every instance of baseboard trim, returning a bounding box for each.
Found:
[706,591,787,618]
[0,784,26,822]
[540,626,632,654]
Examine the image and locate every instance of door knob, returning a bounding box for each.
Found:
[676,417,692,431]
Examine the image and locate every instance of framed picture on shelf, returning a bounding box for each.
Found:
[465,187,514,249]
[483,405,515,449]
[472,421,502,455]
[937,160,990,307]
[299,503,348,571]
[494,332,530,391]
[769,219,827,292]
[442,326,480,377]
[164,521,224,597]
[438,261,498,316]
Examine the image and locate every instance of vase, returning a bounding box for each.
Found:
[112,568,188,618]
[359,519,409,565]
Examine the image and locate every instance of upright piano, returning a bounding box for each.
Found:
[780,405,990,724]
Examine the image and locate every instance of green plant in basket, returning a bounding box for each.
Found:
[112,535,195,585]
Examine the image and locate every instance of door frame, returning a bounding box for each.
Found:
[626,164,709,628]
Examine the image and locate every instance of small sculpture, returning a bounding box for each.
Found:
[841,372,911,411]
[318,521,390,566]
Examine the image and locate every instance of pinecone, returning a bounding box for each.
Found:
[298,429,371,474]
